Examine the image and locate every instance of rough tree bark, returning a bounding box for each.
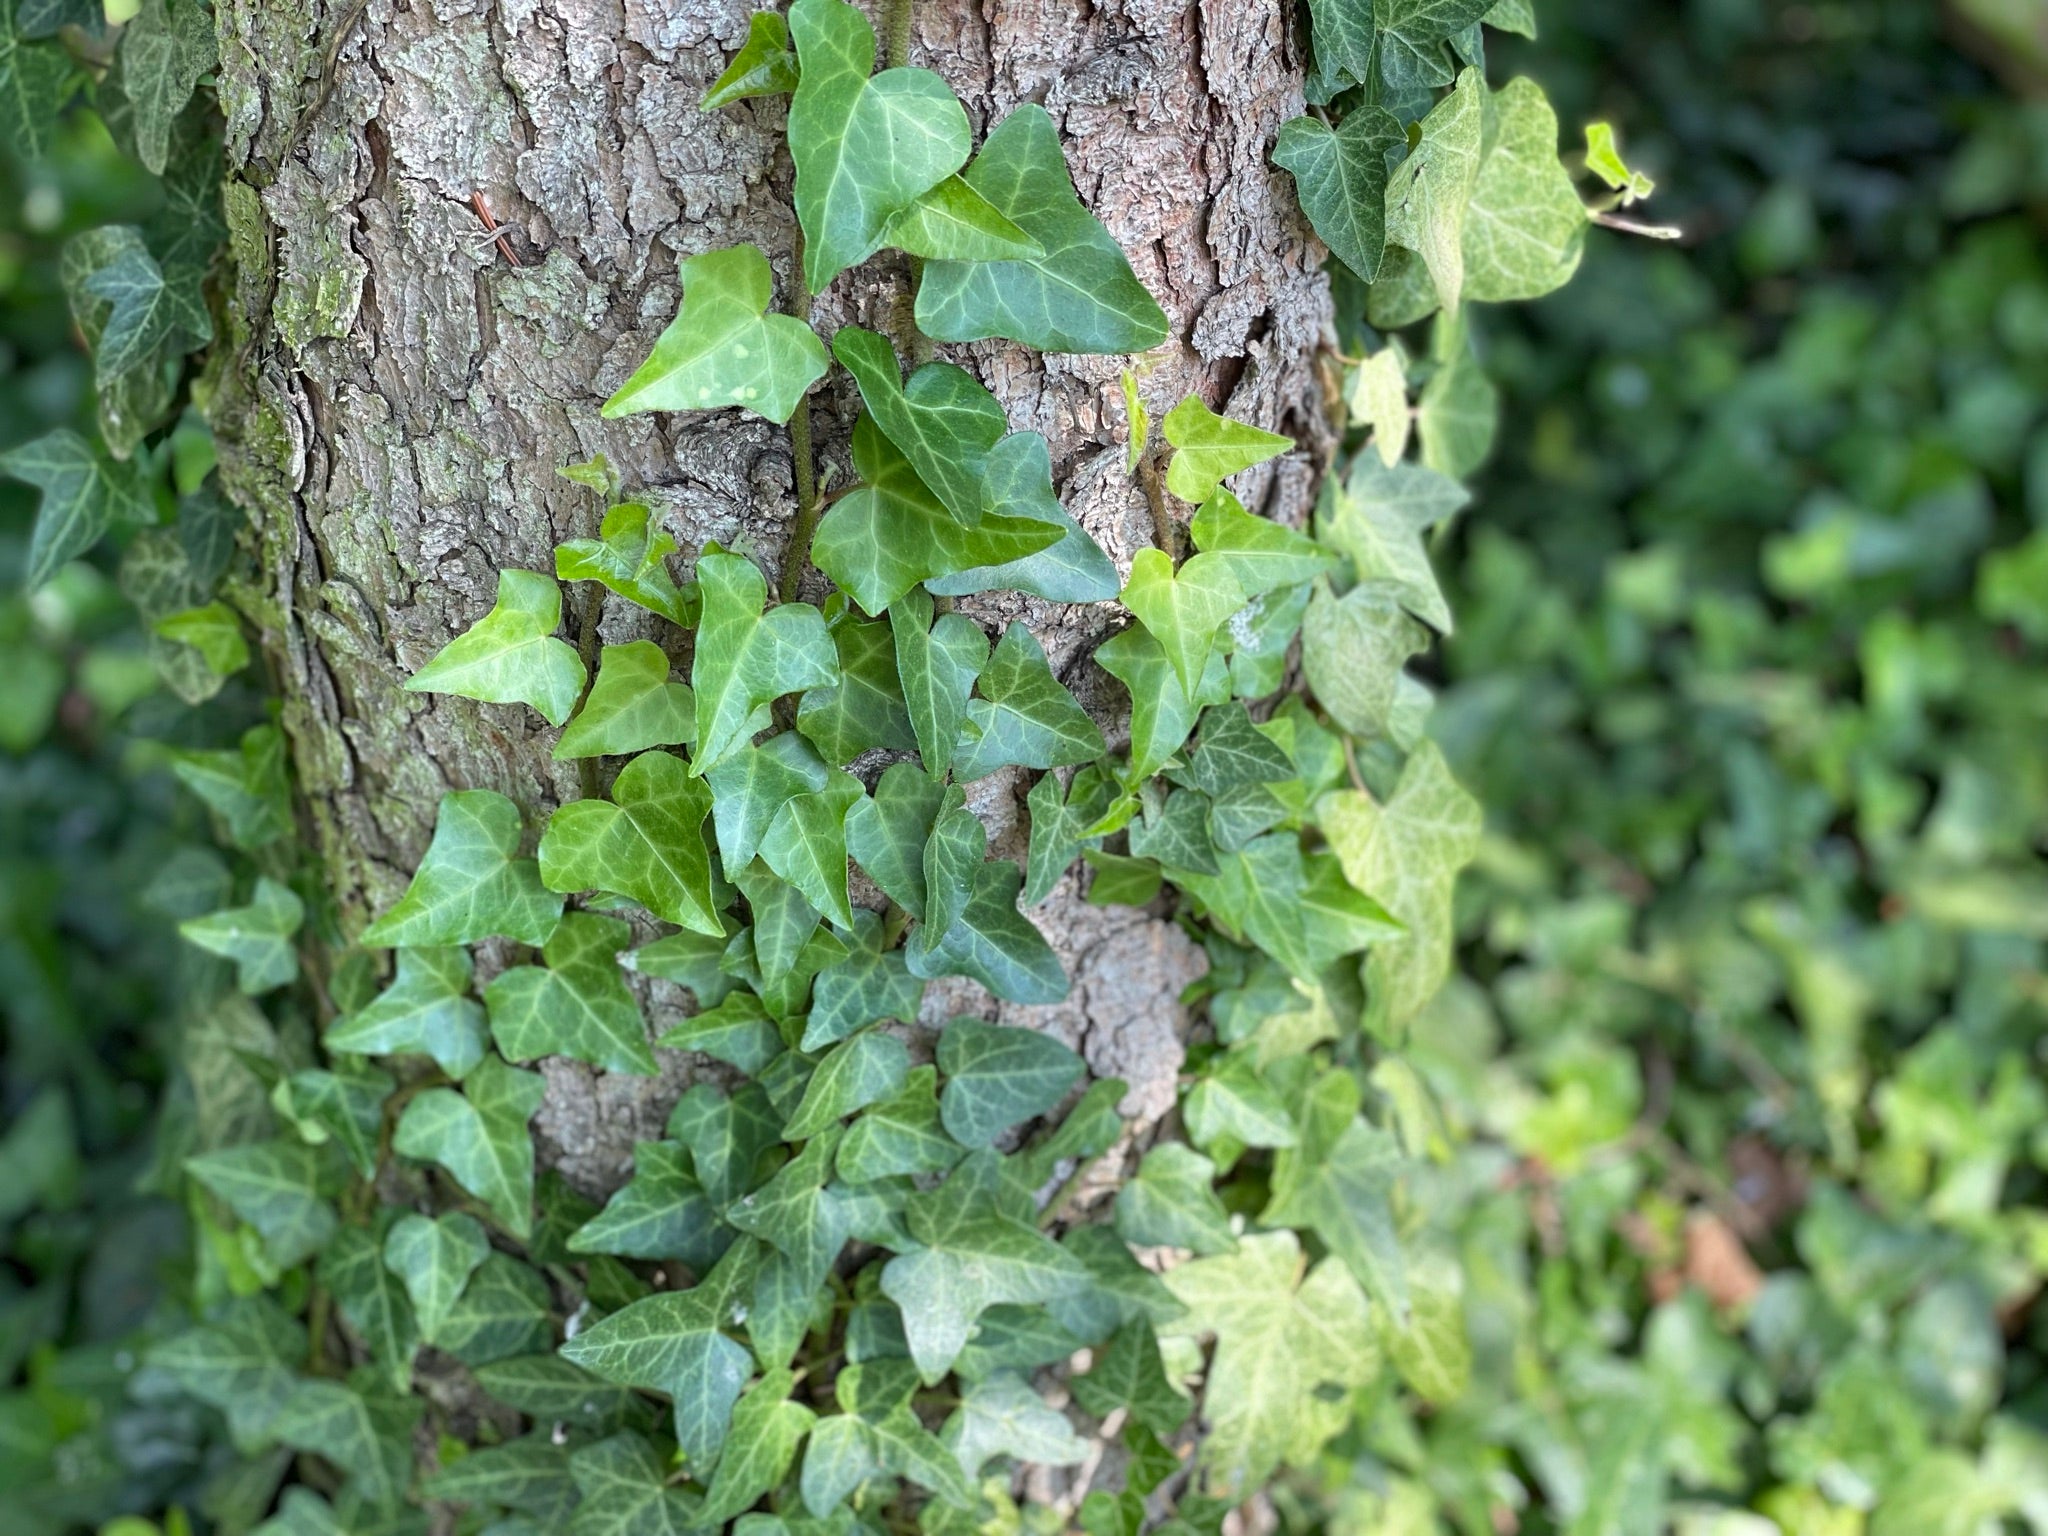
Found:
[209,0,1332,1194]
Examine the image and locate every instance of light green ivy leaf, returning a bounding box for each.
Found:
[1121,548,1246,699]
[405,569,588,728]
[1316,454,1469,633]
[1162,395,1293,505]
[179,877,305,994]
[692,550,839,773]
[1300,578,1431,741]
[555,501,694,626]
[486,910,655,1076]
[1383,67,1485,315]
[1114,1142,1235,1255]
[701,11,798,109]
[1187,488,1335,599]
[184,1139,338,1269]
[603,245,827,424]
[360,790,564,949]
[539,750,723,936]
[1461,77,1589,303]
[555,641,696,759]
[393,1054,547,1240]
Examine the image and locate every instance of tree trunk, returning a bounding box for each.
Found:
[210,0,1331,1190]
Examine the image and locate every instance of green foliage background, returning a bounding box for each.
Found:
[3,2,2045,1535]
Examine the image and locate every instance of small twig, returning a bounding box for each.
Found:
[1591,209,1683,240]
[470,192,524,267]
[1135,450,1177,560]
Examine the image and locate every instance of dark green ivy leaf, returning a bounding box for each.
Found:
[117,0,215,174]
[179,877,305,994]
[571,1140,730,1271]
[906,859,1068,1005]
[0,427,152,588]
[805,911,926,1049]
[936,1018,1084,1149]
[393,1054,546,1240]
[796,610,916,763]
[781,1030,912,1140]
[951,622,1105,780]
[185,1138,339,1268]
[1115,1143,1235,1255]
[486,910,656,1076]
[383,1210,490,1346]
[569,1432,704,1536]
[0,0,79,162]
[1273,108,1406,282]
[320,1223,420,1394]
[890,586,988,779]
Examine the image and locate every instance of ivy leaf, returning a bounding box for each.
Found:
[383,1211,490,1345]
[569,1434,702,1536]
[836,1066,962,1183]
[270,1379,421,1510]
[906,859,1068,1005]
[1416,313,1498,478]
[184,1140,338,1268]
[1273,108,1406,282]
[1160,1230,1380,1499]
[787,0,969,292]
[422,1435,578,1519]
[1386,1249,1470,1401]
[759,765,864,928]
[405,569,588,727]
[155,601,249,678]
[700,1370,816,1524]
[801,1412,882,1517]
[724,1135,850,1298]
[1071,1319,1190,1439]
[945,1371,1090,1478]
[1023,766,1112,905]
[1095,624,1230,784]
[832,328,1004,526]
[555,501,693,626]
[555,1280,754,1468]
[1300,578,1430,741]
[539,750,722,936]
[1184,1056,1299,1151]
[805,912,925,1049]
[706,733,830,873]
[1462,77,1588,303]
[937,1019,1084,1149]
[1189,488,1337,599]
[1122,549,1246,699]
[890,586,987,780]
[1114,1143,1235,1254]
[119,0,215,174]
[702,11,798,109]
[146,1301,306,1446]
[603,245,827,425]
[915,103,1169,354]
[1162,397,1292,505]
[922,429,1121,604]
[393,1055,546,1239]
[360,790,564,948]
[555,642,695,759]
[1383,68,1485,315]
[1303,0,1375,95]
[477,1357,644,1436]
[915,792,986,948]
[1376,0,1493,90]
[435,1251,553,1364]
[166,723,292,850]
[319,1224,420,1393]
[66,225,209,415]
[0,3,77,162]
[796,613,915,763]
[0,427,151,588]
[570,1141,728,1271]
[692,550,838,773]
[783,1029,911,1141]
[812,416,1062,616]
[486,911,655,1076]
[1319,740,1481,1035]
[1584,119,1654,202]
[1317,455,1469,633]
[1128,786,1217,876]
[880,1155,1092,1381]
[845,761,943,917]
[179,877,305,993]
[732,862,828,991]
[952,622,1105,781]
[668,1081,783,1206]
[1263,1071,1406,1311]
[879,173,1043,262]
[1184,703,1295,795]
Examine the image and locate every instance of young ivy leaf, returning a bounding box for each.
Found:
[486,910,656,1076]
[915,103,1170,354]
[796,613,916,764]
[555,641,696,760]
[1417,313,1499,480]
[1121,549,1246,699]
[1349,346,1413,466]
[0,427,152,589]
[179,876,305,993]
[538,750,723,936]
[154,601,249,679]
[1317,454,1469,633]
[936,1019,1084,1149]
[812,415,1061,616]
[325,945,489,1079]
[1461,77,1590,303]
[832,327,1005,527]
[1300,578,1431,741]
[1095,624,1230,784]
[951,623,1105,781]
[602,244,827,424]
[360,789,565,949]
[119,0,215,175]
[1114,1142,1235,1254]
[701,10,798,109]
[906,859,1068,1005]
[555,501,693,626]
[1273,107,1406,282]
[405,568,588,728]
[879,1155,1092,1382]
[1261,1073,1407,1314]
[1161,396,1293,505]
[1584,120,1655,203]
[1384,68,1485,316]
[891,586,989,780]
[1319,739,1481,1036]
[1123,370,1149,471]
[691,550,839,774]
[787,0,970,293]
[879,173,1043,263]
[1159,1230,1379,1500]
[393,1054,547,1240]
[383,1211,491,1346]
